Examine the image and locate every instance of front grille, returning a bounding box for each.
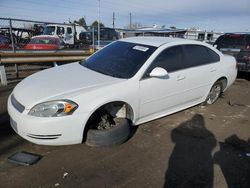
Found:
[11,95,25,113]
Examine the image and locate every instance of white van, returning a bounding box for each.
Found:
[43,24,86,46]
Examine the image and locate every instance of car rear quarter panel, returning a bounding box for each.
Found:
[220,54,237,89]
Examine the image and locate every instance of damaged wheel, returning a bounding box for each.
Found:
[205,81,223,105]
[86,118,131,147]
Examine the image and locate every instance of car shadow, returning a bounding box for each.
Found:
[0,113,25,156]
[164,114,216,188]
[214,135,250,188]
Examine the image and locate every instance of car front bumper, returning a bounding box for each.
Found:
[8,97,89,146]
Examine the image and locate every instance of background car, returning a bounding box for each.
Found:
[0,34,12,49]
[23,35,65,50]
[214,33,250,72]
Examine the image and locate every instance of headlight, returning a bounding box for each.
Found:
[28,100,78,117]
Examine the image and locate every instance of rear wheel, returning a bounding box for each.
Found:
[205,81,223,105]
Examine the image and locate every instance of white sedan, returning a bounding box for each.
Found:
[8,37,237,146]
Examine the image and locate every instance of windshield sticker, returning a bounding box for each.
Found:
[133,45,149,52]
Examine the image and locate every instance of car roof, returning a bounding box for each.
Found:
[120,36,193,47]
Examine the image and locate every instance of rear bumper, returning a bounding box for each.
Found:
[237,62,250,72]
[8,97,89,146]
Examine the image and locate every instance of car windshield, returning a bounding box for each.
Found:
[81,41,157,79]
[29,38,57,44]
[43,26,56,35]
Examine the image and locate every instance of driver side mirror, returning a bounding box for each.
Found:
[149,67,168,78]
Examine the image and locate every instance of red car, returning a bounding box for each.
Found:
[23,35,65,50]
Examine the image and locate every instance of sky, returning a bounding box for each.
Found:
[0,0,250,32]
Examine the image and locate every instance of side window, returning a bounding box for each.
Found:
[206,48,220,62]
[183,45,215,68]
[67,27,72,34]
[145,45,183,77]
[57,27,65,35]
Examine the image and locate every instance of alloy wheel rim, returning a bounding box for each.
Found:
[207,84,221,104]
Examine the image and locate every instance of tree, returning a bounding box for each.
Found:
[74,17,87,29]
[91,20,105,28]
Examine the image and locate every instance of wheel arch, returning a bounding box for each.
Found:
[217,76,228,91]
[82,100,135,142]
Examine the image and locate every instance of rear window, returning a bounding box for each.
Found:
[215,34,250,48]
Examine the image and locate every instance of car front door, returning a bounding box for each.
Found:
[139,45,189,121]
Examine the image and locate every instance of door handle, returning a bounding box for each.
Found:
[177,75,186,81]
[210,68,216,72]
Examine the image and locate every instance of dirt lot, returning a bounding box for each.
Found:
[0,73,249,188]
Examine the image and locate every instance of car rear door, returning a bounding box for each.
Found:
[180,44,221,102]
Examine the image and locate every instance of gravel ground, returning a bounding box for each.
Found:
[0,73,249,188]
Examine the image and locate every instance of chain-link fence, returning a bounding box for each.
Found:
[0,17,222,53]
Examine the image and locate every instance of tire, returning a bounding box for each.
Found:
[85,118,131,147]
[205,81,223,105]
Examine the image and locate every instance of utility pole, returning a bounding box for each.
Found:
[112,12,115,28]
[98,0,100,49]
[129,12,132,29]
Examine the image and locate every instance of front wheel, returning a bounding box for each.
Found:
[205,81,223,105]
[85,118,131,147]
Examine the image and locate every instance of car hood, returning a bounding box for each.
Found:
[13,62,123,109]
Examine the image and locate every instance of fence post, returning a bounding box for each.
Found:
[0,65,7,86]
[92,27,95,52]
[9,19,15,53]
[9,19,19,78]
